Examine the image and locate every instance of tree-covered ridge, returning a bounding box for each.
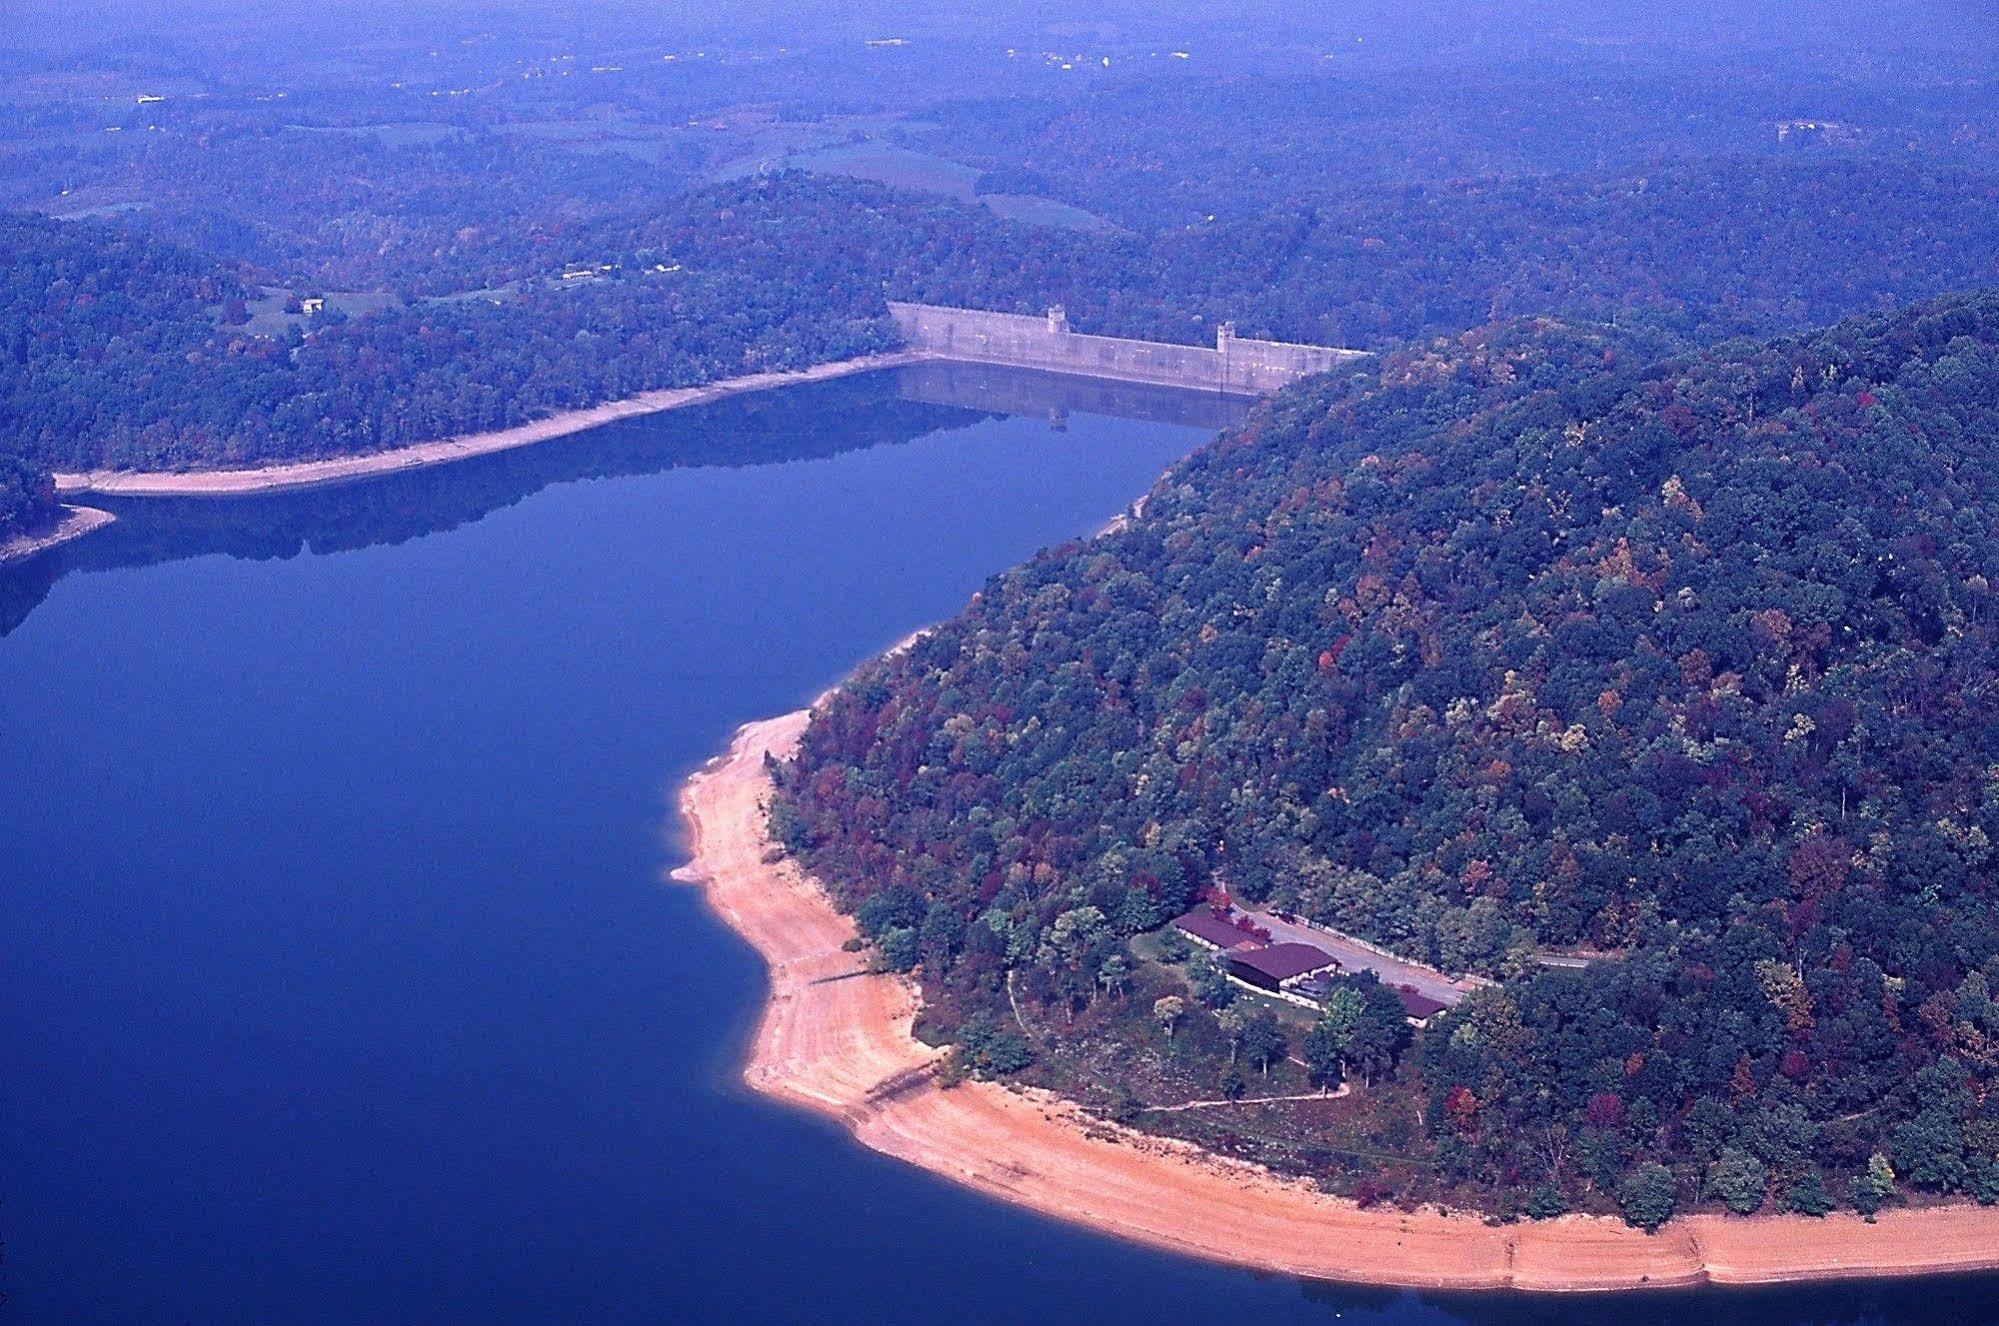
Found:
[776,291,1999,1220]
[911,70,1999,233]
[0,451,55,540]
[0,211,234,528]
[10,144,1999,477]
[677,157,1999,352]
[0,206,895,472]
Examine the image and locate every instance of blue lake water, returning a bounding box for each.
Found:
[2,364,1995,1324]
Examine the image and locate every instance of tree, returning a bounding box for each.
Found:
[1524,1184,1569,1219]
[1154,995,1186,1040]
[1785,1171,1835,1216]
[1681,1097,1737,1170]
[1966,1155,1999,1206]
[1040,906,1110,1017]
[1303,985,1365,1088]
[1618,1163,1678,1231]
[875,926,919,973]
[857,886,925,938]
[1042,906,1108,964]
[1892,1109,1968,1192]
[920,902,965,966]
[1191,954,1236,1009]
[1344,980,1411,1087]
[1217,1006,1248,1065]
[1865,1151,1897,1201]
[1302,1025,1345,1089]
[1239,1010,1288,1078]
[1097,953,1131,1002]
[1708,1148,1768,1214]
[956,1017,1034,1078]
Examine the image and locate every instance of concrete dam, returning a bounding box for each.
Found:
[888,302,1363,396]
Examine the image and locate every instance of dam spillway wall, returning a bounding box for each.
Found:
[888,302,1362,396]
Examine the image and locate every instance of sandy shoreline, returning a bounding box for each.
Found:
[0,504,116,565]
[53,352,933,500]
[673,709,1999,1292]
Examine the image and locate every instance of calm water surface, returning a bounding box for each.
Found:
[2,365,1994,1324]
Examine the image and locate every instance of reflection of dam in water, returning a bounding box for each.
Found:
[0,363,1249,639]
[894,359,1252,432]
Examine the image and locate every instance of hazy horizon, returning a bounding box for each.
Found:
[6,0,1992,69]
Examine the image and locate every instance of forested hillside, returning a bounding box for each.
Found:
[0,208,894,472]
[776,290,1999,1222]
[684,158,1999,351]
[13,146,1999,479]
[0,452,54,540]
[912,69,1999,232]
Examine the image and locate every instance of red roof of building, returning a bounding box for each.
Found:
[1394,986,1450,1021]
[1229,942,1338,983]
[1172,907,1256,950]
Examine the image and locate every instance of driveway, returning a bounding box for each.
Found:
[1241,907,1476,1007]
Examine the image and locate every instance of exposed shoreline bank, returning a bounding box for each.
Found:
[0,504,116,566]
[673,708,1999,1293]
[53,352,935,500]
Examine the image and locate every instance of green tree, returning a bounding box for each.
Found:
[875,926,919,973]
[956,1017,1034,1077]
[1239,1010,1288,1078]
[1785,1171,1835,1216]
[1524,1184,1569,1219]
[1040,906,1110,1017]
[1681,1097,1737,1171]
[1892,1109,1968,1192]
[1345,981,1411,1086]
[1303,986,1364,1088]
[1866,1150,1897,1199]
[1708,1147,1768,1214]
[919,902,964,966]
[1098,953,1131,1002]
[1190,954,1236,1010]
[1618,1164,1679,1231]
[1216,1006,1248,1065]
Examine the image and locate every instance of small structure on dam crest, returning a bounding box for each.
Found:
[888,301,1362,395]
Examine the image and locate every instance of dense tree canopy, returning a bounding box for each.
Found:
[0,450,54,539]
[636,157,1999,354]
[0,205,895,472]
[777,290,1999,1219]
[911,70,1999,233]
[8,142,1999,485]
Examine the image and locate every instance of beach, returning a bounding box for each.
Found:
[674,709,1999,1292]
[0,504,116,565]
[53,352,932,500]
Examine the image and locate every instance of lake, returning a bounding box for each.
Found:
[2,363,1995,1325]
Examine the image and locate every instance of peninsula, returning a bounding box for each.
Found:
[675,710,1999,1291]
[54,353,932,499]
[0,504,116,566]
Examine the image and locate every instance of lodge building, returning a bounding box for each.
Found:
[1171,906,1458,1026]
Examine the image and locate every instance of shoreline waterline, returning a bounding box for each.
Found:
[0,504,116,565]
[673,709,1999,1293]
[52,352,937,501]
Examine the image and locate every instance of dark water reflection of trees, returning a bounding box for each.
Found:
[0,363,1249,639]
